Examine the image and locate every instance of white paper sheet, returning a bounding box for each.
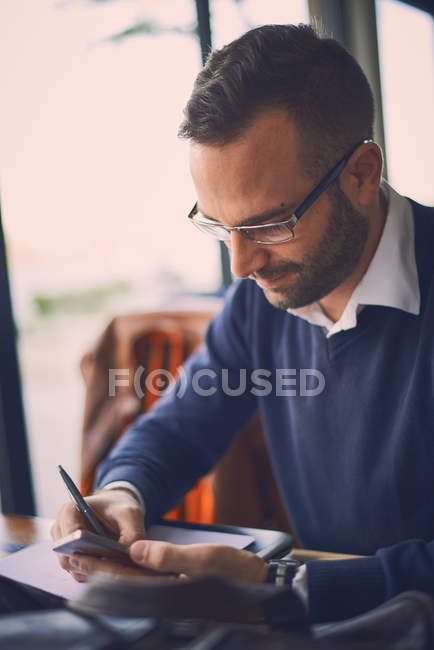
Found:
[0,541,87,600]
[0,525,255,600]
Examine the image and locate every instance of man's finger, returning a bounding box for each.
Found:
[70,571,89,583]
[116,505,146,545]
[68,554,171,579]
[55,501,88,538]
[56,553,70,571]
[87,489,146,544]
[50,521,58,539]
[129,540,212,575]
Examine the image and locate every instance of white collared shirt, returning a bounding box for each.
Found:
[286,182,421,336]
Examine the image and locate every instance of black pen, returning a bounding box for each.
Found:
[58,464,107,537]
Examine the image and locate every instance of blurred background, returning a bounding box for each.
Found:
[0,0,432,518]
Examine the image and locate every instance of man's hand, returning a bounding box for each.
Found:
[51,488,145,577]
[130,541,268,583]
[62,541,268,585]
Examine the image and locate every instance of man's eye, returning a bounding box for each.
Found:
[255,223,287,235]
[262,224,284,232]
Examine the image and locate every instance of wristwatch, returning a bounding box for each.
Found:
[266,557,300,586]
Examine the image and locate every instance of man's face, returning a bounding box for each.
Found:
[189,110,368,310]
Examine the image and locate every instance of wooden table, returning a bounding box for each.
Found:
[0,514,361,562]
[0,515,53,557]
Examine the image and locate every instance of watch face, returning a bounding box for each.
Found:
[267,559,300,585]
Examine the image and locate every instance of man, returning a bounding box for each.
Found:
[52,24,434,623]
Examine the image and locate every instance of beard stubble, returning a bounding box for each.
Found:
[255,184,369,310]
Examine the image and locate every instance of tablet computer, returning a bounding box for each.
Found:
[154,520,292,559]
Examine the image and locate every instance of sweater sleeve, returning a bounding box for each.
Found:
[94,280,258,527]
[306,538,434,623]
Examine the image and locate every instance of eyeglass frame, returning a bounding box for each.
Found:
[187,138,373,245]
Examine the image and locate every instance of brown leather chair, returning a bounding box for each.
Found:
[79,310,293,535]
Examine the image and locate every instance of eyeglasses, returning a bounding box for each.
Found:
[188,138,373,245]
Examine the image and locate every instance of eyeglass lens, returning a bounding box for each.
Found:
[192,219,294,243]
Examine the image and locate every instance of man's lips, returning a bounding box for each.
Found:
[254,271,293,289]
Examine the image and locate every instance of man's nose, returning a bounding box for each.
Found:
[228,230,268,279]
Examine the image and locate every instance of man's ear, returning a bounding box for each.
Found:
[340,142,383,208]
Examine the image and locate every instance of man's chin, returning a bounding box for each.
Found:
[261,286,297,310]
[253,273,317,310]
[261,281,321,311]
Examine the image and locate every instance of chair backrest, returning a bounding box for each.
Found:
[80,310,213,496]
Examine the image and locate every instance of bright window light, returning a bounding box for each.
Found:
[377,0,434,205]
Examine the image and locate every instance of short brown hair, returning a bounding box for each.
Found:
[179,24,374,180]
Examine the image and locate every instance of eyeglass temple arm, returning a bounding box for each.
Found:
[189,202,198,218]
[293,139,372,223]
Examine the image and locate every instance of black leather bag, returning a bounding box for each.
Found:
[69,571,310,631]
[1,572,434,649]
[70,573,434,649]
[314,591,434,649]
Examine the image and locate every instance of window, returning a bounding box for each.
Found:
[376,0,434,204]
[0,0,218,516]
[0,0,309,516]
[211,0,309,48]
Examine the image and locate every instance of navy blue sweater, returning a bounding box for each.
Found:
[97,199,434,623]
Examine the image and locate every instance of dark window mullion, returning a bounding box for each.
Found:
[0,197,35,514]
[194,0,232,289]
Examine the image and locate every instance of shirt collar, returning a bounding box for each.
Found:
[287,181,421,337]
